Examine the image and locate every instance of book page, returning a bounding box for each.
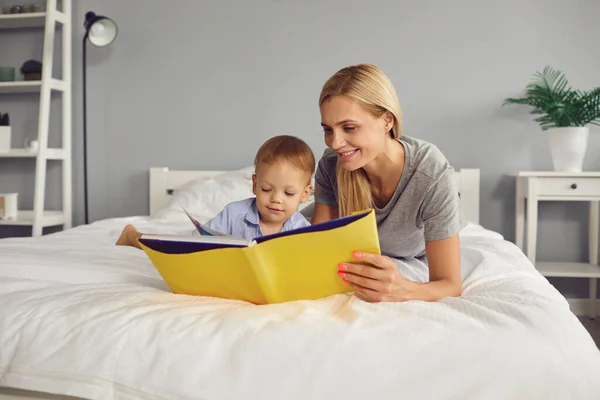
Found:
[181,205,230,237]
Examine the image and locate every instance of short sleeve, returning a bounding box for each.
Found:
[420,169,467,242]
[314,153,337,206]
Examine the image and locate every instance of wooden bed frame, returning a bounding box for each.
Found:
[148,167,481,224]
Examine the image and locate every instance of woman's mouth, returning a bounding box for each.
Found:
[338,149,358,160]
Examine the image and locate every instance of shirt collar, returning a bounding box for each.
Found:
[245,198,261,226]
[283,210,304,230]
[245,198,304,230]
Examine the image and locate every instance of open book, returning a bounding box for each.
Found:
[138,208,381,304]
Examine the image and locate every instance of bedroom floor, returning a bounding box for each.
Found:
[579,317,600,348]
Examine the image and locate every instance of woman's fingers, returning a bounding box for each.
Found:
[339,264,394,293]
[339,262,388,281]
[338,253,405,302]
[353,286,380,302]
[346,281,387,302]
[352,251,395,270]
[340,270,380,291]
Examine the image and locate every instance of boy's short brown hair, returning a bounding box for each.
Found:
[254,135,315,181]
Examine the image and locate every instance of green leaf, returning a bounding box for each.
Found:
[503,66,599,130]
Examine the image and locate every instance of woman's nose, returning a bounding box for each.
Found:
[330,130,346,150]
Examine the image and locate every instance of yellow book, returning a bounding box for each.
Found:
[138,209,380,305]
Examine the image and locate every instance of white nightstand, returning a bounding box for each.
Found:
[514,171,600,319]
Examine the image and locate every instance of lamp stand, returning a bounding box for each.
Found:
[82,34,89,225]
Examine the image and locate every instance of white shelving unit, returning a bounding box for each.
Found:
[0,0,72,237]
[513,171,600,318]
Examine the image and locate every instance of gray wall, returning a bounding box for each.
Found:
[1,0,599,298]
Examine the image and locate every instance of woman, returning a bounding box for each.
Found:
[313,64,467,303]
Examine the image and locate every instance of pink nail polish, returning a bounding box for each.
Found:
[337,271,346,278]
[338,264,347,271]
[353,252,361,260]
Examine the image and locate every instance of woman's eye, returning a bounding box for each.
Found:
[322,127,332,134]
[344,126,356,132]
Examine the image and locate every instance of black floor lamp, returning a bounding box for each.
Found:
[82,11,118,224]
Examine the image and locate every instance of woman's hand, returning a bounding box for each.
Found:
[338,252,416,302]
[339,235,463,303]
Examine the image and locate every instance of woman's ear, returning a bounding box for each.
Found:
[383,111,394,133]
[252,174,257,195]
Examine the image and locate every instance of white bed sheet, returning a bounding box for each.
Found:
[0,217,599,400]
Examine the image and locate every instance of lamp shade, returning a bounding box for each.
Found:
[84,12,118,47]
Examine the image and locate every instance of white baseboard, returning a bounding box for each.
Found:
[567,298,599,317]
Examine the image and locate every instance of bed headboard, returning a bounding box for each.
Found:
[149,167,480,224]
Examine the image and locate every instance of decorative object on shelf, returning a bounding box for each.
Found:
[1,3,44,14]
[503,66,600,173]
[0,113,11,153]
[0,67,16,82]
[82,11,118,224]
[24,137,39,152]
[23,3,43,13]
[20,59,42,81]
[0,193,18,221]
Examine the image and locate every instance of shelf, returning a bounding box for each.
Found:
[536,261,600,278]
[0,2,72,237]
[0,210,65,227]
[0,81,41,93]
[513,172,600,178]
[0,148,67,160]
[0,11,67,29]
[0,79,65,94]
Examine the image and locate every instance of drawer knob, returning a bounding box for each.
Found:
[571,183,577,189]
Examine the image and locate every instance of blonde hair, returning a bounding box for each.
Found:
[319,64,403,217]
[254,135,315,184]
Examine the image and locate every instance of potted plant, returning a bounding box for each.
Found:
[503,66,600,172]
[19,59,42,81]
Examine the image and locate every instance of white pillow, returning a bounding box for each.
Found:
[153,167,255,223]
[152,167,316,223]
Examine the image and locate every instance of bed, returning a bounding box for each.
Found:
[0,166,599,400]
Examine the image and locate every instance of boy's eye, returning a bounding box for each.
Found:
[285,192,296,197]
[261,188,272,192]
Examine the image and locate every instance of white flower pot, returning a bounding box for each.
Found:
[547,127,589,172]
[0,126,10,153]
[0,192,18,220]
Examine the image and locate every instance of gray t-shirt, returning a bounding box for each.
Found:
[314,135,467,259]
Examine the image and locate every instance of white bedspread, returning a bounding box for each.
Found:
[0,218,599,400]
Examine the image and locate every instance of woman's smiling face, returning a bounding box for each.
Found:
[320,95,392,171]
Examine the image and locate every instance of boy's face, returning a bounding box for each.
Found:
[252,161,312,226]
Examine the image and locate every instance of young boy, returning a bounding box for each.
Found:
[116,135,315,248]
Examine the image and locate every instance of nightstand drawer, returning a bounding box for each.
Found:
[536,177,600,196]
